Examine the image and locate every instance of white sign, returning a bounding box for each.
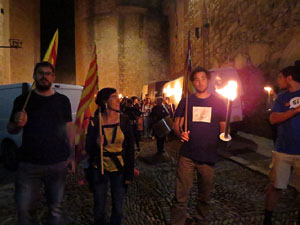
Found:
[192,106,212,123]
[289,97,300,109]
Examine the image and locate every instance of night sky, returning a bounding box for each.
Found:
[40,0,75,84]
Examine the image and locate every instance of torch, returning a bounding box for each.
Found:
[216,80,238,142]
[264,86,272,111]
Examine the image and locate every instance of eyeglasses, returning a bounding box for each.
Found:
[36,71,54,76]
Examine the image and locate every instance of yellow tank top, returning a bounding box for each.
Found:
[102,122,124,172]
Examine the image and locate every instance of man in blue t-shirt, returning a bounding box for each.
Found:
[170,66,226,225]
[264,66,300,225]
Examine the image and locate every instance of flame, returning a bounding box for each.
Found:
[163,85,173,97]
[174,81,182,103]
[264,86,272,93]
[118,93,123,99]
[216,80,238,101]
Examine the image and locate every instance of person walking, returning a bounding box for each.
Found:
[7,61,75,225]
[170,66,226,225]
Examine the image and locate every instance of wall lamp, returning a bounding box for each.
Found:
[0,39,22,48]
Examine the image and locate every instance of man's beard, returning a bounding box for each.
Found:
[36,79,51,91]
[196,86,208,93]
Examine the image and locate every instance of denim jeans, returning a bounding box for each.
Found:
[171,156,214,225]
[91,169,127,225]
[15,161,68,225]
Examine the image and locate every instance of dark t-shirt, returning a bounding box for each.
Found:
[9,91,72,165]
[272,89,300,155]
[174,94,226,164]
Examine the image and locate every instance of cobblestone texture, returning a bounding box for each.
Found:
[0,137,298,225]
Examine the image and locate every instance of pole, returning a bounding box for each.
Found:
[98,109,104,175]
[219,98,232,141]
[267,91,271,111]
[224,98,232,138]
[22,81,35,111]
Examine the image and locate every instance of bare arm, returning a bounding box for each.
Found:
[173,117,189,142]
[270,106,300,125]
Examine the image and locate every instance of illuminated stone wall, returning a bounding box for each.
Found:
[0,0,10,84]
[75,0,169,97]
[164,0,300,137]
[9,0,40,84]
[0,0,40,85]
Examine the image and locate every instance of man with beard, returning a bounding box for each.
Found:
[171,66,226,225]
[7,61,75,225]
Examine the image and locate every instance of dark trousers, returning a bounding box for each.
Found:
[132,123,140,149]
[91,170,127,225]
[171,156,214,225]
[15,161,68,225]
[155,136,166,153]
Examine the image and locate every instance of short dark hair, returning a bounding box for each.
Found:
[280,66,300,83]
[131,96,138,102]
[34,61,55,75]
[95,88,117,112]
[189,66,210,81]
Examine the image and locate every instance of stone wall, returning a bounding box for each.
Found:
[0,0,10,84]
[9,0,40,84]
[164,0,300,137]
[75,0,169,97]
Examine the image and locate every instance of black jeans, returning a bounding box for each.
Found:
[15,161,68,225]
[155,136,166,153]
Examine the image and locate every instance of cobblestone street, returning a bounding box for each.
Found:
[0,136,298,225]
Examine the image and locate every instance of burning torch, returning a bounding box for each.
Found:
[264,86,272,111]
[216,80,238,142]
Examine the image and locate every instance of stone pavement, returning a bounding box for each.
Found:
[220,131,298,189]
[0,133,298,225]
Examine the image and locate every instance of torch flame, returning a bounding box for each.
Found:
[264,86,272,93]
[216,80,238,101]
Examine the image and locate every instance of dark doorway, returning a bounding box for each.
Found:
[40,0,75,84]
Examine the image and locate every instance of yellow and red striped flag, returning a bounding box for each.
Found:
[43,29,59,67]
[23,29,59,109]
[74,48,99,160]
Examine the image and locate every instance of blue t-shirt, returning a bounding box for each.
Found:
[174,94,226,164]
[272,89,300,155]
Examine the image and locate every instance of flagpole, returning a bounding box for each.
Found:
[184,75,188,132]
[184,31,191,132]
[98,109,104,175]
[22,81,35,111]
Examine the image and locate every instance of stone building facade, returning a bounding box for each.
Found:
[0,0,40,85]
[75,0,169,97]
[163,0,300,137]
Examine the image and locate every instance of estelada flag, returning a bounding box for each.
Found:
[43,29,58,67]
[182,31,193,98]
[74,47,99,162]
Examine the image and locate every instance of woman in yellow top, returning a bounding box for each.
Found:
[85,88,134,225]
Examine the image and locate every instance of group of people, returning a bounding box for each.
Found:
[7,61,300,225]
[119,94,176,155]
